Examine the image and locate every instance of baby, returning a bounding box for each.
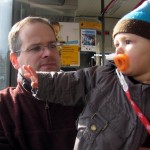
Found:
[24,0,150,149]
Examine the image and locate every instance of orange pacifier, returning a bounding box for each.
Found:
[114,54,129,72]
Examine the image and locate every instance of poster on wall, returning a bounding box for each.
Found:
[80,21,102,31]
[53,22,80,66]
[58,22,80,45]
[61,45,79,66]
[81,29,96,52]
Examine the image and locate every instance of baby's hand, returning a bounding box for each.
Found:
[23,65,38,88]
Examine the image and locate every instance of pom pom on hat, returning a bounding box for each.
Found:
[113,0,150,39]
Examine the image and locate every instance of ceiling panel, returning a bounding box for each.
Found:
[75,0,144,18]
[16,0,145,19]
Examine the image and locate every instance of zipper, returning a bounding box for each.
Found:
[45,98,53,129]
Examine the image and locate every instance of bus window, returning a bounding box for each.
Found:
[0,0,13,89]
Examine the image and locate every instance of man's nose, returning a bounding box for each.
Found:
[42,46,54,56]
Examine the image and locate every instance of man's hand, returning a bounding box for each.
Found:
[23,65,38,88]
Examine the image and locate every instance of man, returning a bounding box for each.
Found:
[0,16,83,150]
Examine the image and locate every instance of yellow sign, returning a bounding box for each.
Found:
[61,45,79,66]
[80,21,102,30]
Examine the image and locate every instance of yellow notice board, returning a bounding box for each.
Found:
[80,21,102,30]
[61,45,79,66]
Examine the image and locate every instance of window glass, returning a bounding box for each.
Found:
[0,0,13,89]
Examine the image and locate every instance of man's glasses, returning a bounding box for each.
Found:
[15,41,65,54]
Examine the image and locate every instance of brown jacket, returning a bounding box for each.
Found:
[0,83,83,150]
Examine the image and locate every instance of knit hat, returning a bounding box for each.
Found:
[113,0,150,39]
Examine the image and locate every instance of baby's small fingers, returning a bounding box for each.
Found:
[23,65,31,73]
[27,66,38,78]
[31,82,38,88]
[24,73,32,79]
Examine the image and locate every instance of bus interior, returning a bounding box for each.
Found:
[0,0,145,89]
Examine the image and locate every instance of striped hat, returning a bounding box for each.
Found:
[113,0,150,40]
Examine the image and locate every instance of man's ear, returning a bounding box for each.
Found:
[10,52,20,69]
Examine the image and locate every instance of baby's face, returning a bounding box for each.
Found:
[114,33,150,79]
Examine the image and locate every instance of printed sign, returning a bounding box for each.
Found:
[81,29,96,52]
[61,45,80,66]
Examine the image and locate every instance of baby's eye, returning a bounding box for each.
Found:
[114,43,119,48]
[125,40,131,44]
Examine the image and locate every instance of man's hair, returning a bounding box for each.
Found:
[8,16,55,54]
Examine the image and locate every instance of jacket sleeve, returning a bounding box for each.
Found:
[35,66,99,106]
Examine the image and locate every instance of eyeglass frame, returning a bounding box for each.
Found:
[14,41,65,54]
